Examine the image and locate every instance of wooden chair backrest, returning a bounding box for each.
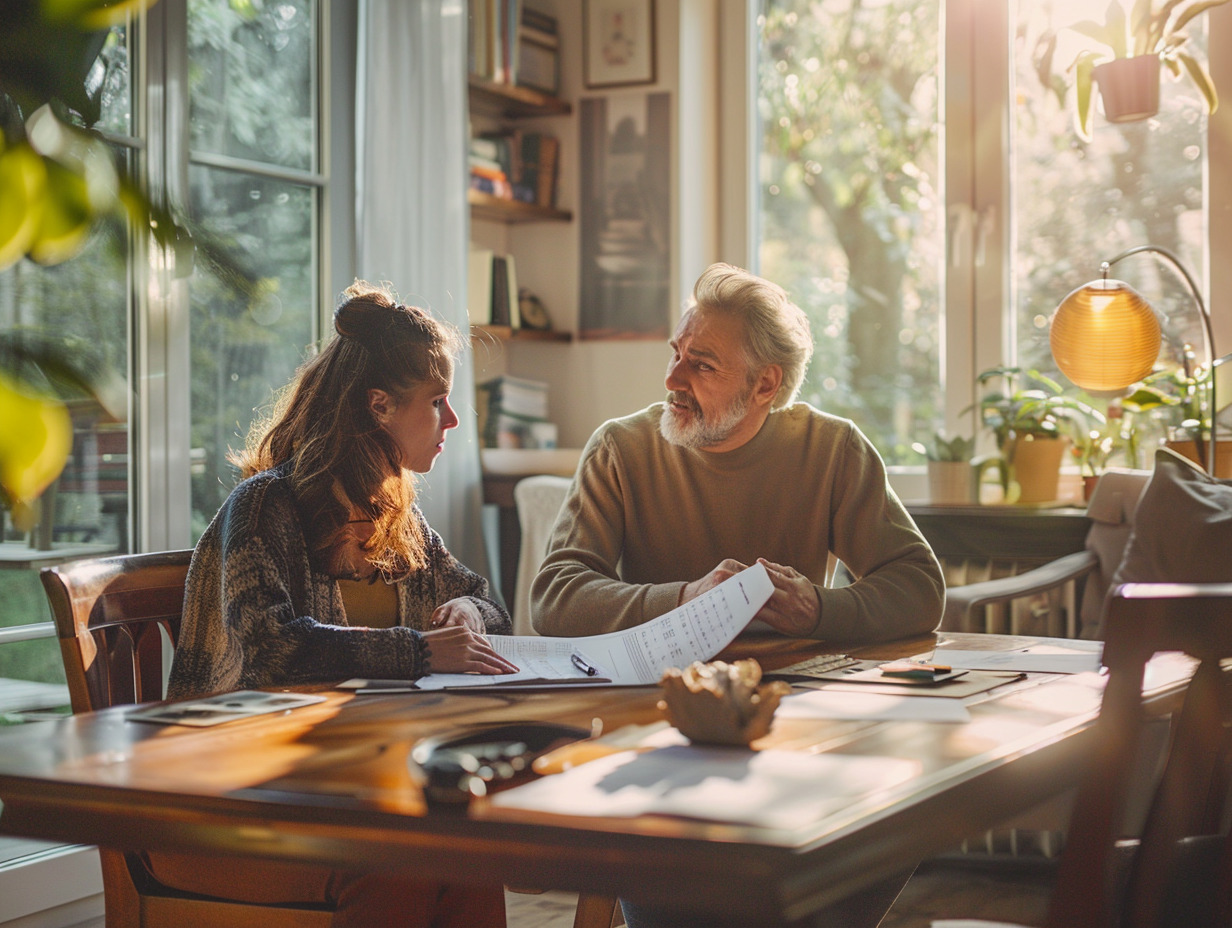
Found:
[1047,581,1232,928]
[41,550,193,714]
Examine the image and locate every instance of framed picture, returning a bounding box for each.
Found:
[578,92,672,340]
[584,0,656,89]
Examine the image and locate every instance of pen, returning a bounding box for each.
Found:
[571,651,600,677]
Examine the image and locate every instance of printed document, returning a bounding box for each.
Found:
[410,562,774,689]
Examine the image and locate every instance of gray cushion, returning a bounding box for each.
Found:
[1108,446,1232,593]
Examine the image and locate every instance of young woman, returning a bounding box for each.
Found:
[158,280,516,927]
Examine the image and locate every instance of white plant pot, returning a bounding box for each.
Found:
[927,460,975,505]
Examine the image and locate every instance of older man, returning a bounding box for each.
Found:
[531,262,944,644]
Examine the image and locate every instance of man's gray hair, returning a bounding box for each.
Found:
[686,263,813,409]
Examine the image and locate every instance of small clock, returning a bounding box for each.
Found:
[518,289,552,331]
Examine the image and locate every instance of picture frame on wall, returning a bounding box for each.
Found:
[578,92,672,340]
[584,0,656,89]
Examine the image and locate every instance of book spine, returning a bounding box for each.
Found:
[535,136,559,208]
[490,256,510,326]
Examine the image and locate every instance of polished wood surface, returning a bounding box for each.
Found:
[0,633,1190,926]
[903,504,1090,563]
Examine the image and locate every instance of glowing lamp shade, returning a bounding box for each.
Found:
[1050,278,1162,394]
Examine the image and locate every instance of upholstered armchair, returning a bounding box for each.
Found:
[943,449,1230,639]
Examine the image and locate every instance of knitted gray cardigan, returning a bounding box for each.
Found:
[167,465,510,699]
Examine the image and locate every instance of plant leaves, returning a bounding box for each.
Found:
[1074,53,1099,142]
[1130,0,1156,54]
[1177,50,1218,112]
[1104,0,1128,59]
[1171,0,1232,37]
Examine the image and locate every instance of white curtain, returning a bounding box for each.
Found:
[356,0,491,580]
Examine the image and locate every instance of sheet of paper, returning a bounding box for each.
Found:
[775,690,972,722]
[933,641,1103,674]
[487,744,921,830]
[413,562,774,689]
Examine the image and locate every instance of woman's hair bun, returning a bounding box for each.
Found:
[335,280,398,343]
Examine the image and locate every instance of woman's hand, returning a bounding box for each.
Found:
[421,625,518,675]
[429,597,486,634]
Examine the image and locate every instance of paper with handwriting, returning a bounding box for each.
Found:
[410,562,774,689]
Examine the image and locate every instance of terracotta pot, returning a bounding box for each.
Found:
[1163,439,1232,478]
[1094,55,1161,124]
[1007,436,1070,504]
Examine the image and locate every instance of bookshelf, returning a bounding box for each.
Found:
[468,76,571,119]
[472,324,571,343]
[468,190,571,223]
[467,78,572,225]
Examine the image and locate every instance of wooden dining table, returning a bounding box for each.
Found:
[0,631,1192,926]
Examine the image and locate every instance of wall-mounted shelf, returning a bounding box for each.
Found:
[468,190,572,224]
[468,76,572,118]
[472,324,572,343]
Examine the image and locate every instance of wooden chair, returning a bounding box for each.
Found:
[42,549,620,928]
[935,580,1232,928]
[41,549,335,928]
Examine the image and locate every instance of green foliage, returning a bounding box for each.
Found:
[758,0,942,461]
[1136,348,1213,435]
[974,366,1106,452]
[912,432,975,462]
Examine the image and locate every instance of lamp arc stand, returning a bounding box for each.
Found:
[1103,245,1218,475]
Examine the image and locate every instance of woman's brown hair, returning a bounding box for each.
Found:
[233,280,463,575]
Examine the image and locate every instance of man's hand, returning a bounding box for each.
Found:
[753,558,821,636]
[420,625,519,674]
[679,559,749,605]
[429,597,486,634]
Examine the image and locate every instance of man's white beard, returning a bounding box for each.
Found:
[659,388,753,449]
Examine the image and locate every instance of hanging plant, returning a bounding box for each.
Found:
[1034,0,1230,141]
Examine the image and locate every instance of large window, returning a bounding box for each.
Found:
[755,0,1214,464]
[0,0,334,891]
[186,0,323,534]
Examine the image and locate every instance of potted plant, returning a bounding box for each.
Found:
[912,432,977,505]
[973,366,1105,503]
[1034,0,1229,141]
[1132,351,1232,474]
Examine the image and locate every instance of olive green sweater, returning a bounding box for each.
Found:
[531,403,944,643]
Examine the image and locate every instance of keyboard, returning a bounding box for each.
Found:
[769,653,860,677]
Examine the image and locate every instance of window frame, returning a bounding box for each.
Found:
[724,0,1232,490]
[0,0,353,912]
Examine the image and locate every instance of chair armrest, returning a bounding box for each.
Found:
[942,549,1099,632]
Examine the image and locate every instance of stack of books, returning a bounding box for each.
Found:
[469,129,559,209]
[478,375,550,448]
